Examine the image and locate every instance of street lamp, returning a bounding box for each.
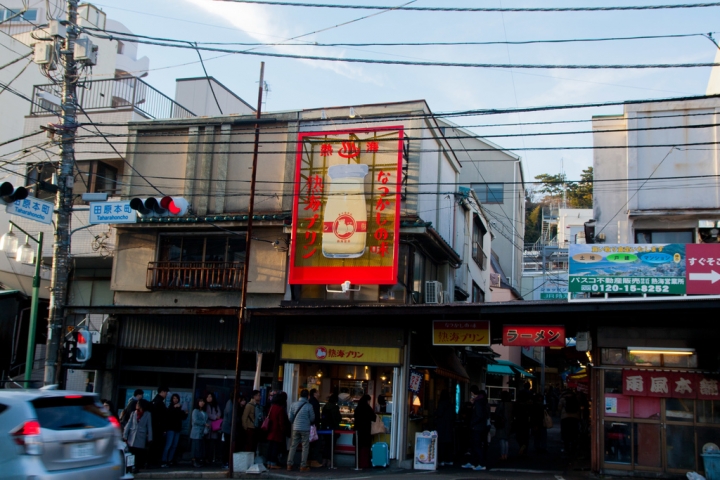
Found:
[0,221,43,387]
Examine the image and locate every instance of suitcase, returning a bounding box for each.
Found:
[371,442,389,468]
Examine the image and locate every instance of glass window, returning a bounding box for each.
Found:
[605,421,632,464]
[472,282,484,303]
[605,394,630,417]
[182,237,204,262]
[666,424,695,470]
[634,423,662,468]
[635,230,694,244]
[205,237,227,262]
[159,236,182,262]
[697,400,720,424]
[412,251,424,301]
[605,370,623,393]
[227,237,246,263]
[664,354,698,368]
[32,396,108,430]
[95,162,118,194]
[628,352,661,367]
[26,163,57,201]
[666,398,694,421]
[602,349,629,366]
[158,235,245,263]
[471,183,504,204]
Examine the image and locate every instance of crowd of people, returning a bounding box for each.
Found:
[433,384,589,471]
[112,386,380,473]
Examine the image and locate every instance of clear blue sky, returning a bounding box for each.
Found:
[91,0,720,184]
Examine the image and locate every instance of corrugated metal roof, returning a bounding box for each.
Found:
[119,315,275,353]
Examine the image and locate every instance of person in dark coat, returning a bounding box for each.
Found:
[124,399,153,473]
[530,393,548,453]
[353,394,376,468]
[120,389,144,429]
[265,392,289,469]
[321,393,341,465]
[514,389,533,456]
[162,393,188,467]
[150,386,169,467]
[494,391,513,461]
[435,390,455,466]
[462,385,489,471]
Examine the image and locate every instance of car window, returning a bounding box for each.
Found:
[0,403,6,415]
[32,396,109,430]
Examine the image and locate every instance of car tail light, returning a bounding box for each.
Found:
[12,420,42,455]
[108,416,120,429]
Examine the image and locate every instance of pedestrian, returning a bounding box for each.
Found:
[558,389,580,457]
[120,389,144,429]
[221,397,233,468]
[265,391,289,469]
[190,398,208,468]
[514,389,532,456]
[124,399,153,474]
[353,394,376,469]
[435,389,455,466]
[321,393,341,465]
[162,393,188,467]
[530,393,548,453]
[242,390,263,454]
[494,391,512,461]
[205,392,222,465]
[286,389,315,472]
[462,385,488,471]
[376,395,387,414]
[308,388,324,468]
[102,399,117,420]
[150,386,169,467]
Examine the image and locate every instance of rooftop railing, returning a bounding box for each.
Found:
[31,77,195,119]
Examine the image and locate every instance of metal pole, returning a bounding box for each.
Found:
[24,231,42,388]
[44,0,79,386]
[354,431,361,470]
[229,62,265,477]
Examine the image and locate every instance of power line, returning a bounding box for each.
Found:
[217,0,720,12]
[81,30,720,70]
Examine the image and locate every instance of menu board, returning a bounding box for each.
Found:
[413,431,438,471]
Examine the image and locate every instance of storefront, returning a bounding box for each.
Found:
[279,324,407,461]
[594,326,720,476]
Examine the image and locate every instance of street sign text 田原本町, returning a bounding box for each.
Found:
[289,127,404,285]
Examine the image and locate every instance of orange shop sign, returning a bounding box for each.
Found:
[433,320,490,346]
[289,127,404,285]
[280,344,402,365]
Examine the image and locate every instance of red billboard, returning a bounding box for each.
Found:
[502,325,566,347]
[289,127,404,285]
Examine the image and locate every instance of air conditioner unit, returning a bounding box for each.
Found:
[425,281,442,304]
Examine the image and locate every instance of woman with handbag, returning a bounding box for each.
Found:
[353,394,376,468]
[205,392,222,465]
[265,392,289,469]
[123,399,153,474]
[190,398,208,468]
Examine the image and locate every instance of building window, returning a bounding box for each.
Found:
[94,162,118,194]
[472,282,484,303]
[472,214,488,270]
[148,234,246,290]
[2,8,38,21]
[26,163,57,201]
[472,183,503,204]
[116,40,124,55]
[635,230,694,244]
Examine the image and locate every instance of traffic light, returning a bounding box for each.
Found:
[0,182,28,205]
[75,329,92,362]
[130,196,188,217]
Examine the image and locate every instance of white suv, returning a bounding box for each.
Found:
[0,390,125,479]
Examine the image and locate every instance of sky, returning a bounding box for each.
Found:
[82,0,720,184]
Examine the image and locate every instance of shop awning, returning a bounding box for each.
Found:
[431,347,470,383]
[493,359,536,378]
[487,364,516,376]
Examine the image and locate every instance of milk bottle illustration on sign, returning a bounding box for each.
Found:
[322,163,369,258]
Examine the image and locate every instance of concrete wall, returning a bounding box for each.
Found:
[175,78,255,117]
[557,208,593,244]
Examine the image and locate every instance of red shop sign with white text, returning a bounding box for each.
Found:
[622,369,713,399]
[502,325,565,347]
[289,127,404,285]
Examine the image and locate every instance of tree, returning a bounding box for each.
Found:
[533,166,593,209]
[566,166,593,209]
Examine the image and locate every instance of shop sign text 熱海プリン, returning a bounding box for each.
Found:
[280,343,402,365]
[289,127,404,285]
[432,320,490,346]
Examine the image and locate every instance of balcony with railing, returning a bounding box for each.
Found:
[472,241,488,270]
[147,262,244,291]
[31,77,195,119]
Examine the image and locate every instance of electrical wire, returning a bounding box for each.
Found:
[81,30,720,70]
[217,0,720,12]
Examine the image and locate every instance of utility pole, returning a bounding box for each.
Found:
[44,0,79,385]
[229,62,265,476]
